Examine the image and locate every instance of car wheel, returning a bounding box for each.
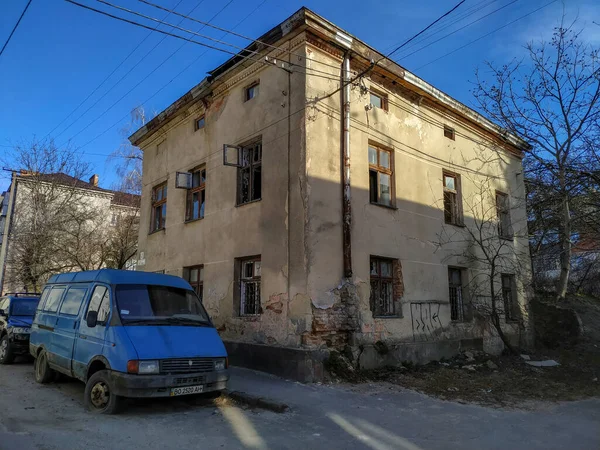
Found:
[34,350,55,384]
[84,370,122,414]
[0,335,14,365]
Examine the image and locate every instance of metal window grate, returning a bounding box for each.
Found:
[449,268,464,321]
[241,280,261,315]
[370,257,395,317]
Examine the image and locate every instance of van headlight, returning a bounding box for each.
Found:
[138,360,160,374]
[214,358,226,371]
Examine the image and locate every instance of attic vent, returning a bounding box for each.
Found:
[335,31,353,49]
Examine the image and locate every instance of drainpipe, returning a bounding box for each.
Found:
[342,52,352,279]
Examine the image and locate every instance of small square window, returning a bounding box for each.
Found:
[245,82,259,102]
[370,90,388,111]
[195,116,205,131]
[444,125,455,140]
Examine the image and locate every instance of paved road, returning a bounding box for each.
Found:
[0,361,599,450]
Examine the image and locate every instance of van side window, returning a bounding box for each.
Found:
[88,286,110,325]
[59,287,87,316]
[44,287,66,313]
[37,289,50,312]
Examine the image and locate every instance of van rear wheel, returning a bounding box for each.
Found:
[84,370,122,414]
[34,350,54,384]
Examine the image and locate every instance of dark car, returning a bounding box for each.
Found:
[0,293,40,364]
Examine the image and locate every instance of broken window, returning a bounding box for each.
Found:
[370,257,396,317]
[369,144,393,207]
[239,258,261,316]
[496,191,512,238]
[185,167,206,221]
[184,265,204,302]
[448,268,465,321]
[238,142,262,205]
[502,274,519,322]
[370,89,388,111]
[245,81,259,102]
[443,171,462,225]
[444,125,455,140]
[195,115,205,131]
[151,182,167,232]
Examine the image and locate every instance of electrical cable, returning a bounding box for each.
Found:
[0,0,33,58]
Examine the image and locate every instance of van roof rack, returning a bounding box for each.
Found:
[3,292,41,297]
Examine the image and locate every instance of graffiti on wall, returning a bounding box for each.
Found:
[410,302,444,341]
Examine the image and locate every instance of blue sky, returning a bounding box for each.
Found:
[0,0,598,191]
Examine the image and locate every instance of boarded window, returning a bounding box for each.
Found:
[502,274,519,322]
[444,125,455,140]
[237,142,262,205]
[369,145,393,207]
[185,168,206,221]
[443,171,462,225]
[496,191,512,238]
[239,258,261,316]
[151,182,167,232]
[184,265,204,302]
[370,257,398,317]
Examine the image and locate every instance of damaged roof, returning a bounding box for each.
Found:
[129,7,528,151]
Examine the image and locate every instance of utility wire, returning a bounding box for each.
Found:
[43,0,190,140]
[135,0,342,72]
[0,0,33,58]
[415,0,558,70]
[74,0,270,153]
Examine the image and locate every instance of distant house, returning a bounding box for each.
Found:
[0,171,140,294]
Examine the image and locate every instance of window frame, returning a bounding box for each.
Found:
[244,81,260,102]
[185,167,206,222]
[501,274,519,322]
[444,125,456,140]
[448,267,467,322]
[184,265,204,302]
[43,286,66,313]
[369,256,398,318]
[496,191,512,239]
[237,141,262,206]
[442,170,463,226]
[368,144,394,208]
[195,115,205,131]
[237,256,261,316]
[150,182,168,233]
[58,286,88,317]
[369,89,388,111]
[86,285,111,326]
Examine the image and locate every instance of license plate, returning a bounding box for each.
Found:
[170,385,204,397]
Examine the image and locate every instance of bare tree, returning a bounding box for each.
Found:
[105,204,139,270]
[473,19,600,300]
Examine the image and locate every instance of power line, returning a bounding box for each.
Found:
[415,0,558,71]
[135,0,343,72]
[42,0,191,140]
[0,0,33,58]
[73,0,270,153]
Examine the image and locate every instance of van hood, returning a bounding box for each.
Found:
[8,316,33,327]
[123,325,227,360]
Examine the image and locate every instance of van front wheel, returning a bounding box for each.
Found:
[84,371,122,414]
[0,335,14,365]
[34,350,54,383]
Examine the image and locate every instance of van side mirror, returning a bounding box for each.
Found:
[86,310,98,328]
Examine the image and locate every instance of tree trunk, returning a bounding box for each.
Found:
[557,194,572,300]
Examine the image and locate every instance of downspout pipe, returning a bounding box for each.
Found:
[342,52,352,279]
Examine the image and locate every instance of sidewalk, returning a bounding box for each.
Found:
[229,366,600,450]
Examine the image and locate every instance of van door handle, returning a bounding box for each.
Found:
[79,335,87,340]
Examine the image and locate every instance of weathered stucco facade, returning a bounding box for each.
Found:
[132,8,532,380]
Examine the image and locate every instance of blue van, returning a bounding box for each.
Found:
[29,269,229,414]
[0,293,40,364]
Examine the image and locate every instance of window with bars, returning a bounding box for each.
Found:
[369,144,393,207]
[184,265,204,302]
[443,171,462,225]
[239,258,261,316]
[150,182,167,232]
[448,268,465,321]
[502,274,519,322]
[370,257,397,317]
[238,142,262,205]
[185,167,206,221]
[496,191,512,238]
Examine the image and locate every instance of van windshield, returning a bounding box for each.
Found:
[115,285,212,326]
[10,299,39,316]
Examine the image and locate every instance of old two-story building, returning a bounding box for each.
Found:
[131,8,532,381]
[0,171,140,294]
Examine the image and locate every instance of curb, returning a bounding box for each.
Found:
[224,390,289,413]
